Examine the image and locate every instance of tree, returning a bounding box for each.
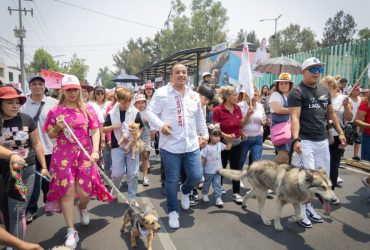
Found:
[268,24,317,56]
[61,54,89,82]
[322,10,357,46]
[232,29,260,47]
[113,38,153,75]
[27,48,59,74]
[96,66,114,89]
[358,27,370,40]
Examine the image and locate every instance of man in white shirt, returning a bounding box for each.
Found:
[22,76,58,223]
[146,63,208,229]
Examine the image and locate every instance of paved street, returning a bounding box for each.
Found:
[20,145,370,250]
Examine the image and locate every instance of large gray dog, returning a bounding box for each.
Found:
[218,160,336,231]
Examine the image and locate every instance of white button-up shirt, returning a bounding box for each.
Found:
[145,83,208,154]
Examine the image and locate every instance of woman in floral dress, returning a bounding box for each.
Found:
[43,75,113,248]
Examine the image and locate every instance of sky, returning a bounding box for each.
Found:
[1,0,369,84]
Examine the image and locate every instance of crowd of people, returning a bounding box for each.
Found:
[0,58,370,249]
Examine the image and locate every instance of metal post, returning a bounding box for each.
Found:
[8,0,33,92]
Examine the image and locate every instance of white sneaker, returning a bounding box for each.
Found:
[232,193,243,204]
[143,176,150,186]
[297,205,312,228]
[155,155,161,161]
[180,185,190,210]
[305,203,323,223]
[79,207,90,226]
[240,181,244,188]
[168,211,179,229]
[65,228,79,248]
[215,198,224,207]
[337,176,343,184]
[202,194,210,202]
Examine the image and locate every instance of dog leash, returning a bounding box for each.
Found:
[62,119,127,203]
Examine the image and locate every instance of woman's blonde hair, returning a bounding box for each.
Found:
[216,86,236,103]
[321,76,337,90]
[59,89,90,119]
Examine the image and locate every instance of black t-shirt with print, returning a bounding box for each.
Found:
[0,113,36,165]
[104,110,144,149]
[288,81,332,141]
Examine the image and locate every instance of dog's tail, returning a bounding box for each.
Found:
[217,168,248,181]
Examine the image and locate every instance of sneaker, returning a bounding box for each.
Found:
[221,189,226,195]
[240,181,244,188]
[330,193,340,205]
[337,176,343,184]
[180,185,190,210]
[297,205,312,228]
[168,211,179,229]
[143,176,150,186]
[79,207,90,226]
[352,156,361,161]
[202,194,210,202]
[65,228,79,248]
[193,189,200,200]
[189,194,198,206]
[25,211,34,224]
[305,203,323,223]
[362,177,370,188]
[232,193,243,204]
[215,198,224,208]
[129,199,139,207]
[155,155,161,161]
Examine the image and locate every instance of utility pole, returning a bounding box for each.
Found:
[260,14,283,56]
[8,0,33,92]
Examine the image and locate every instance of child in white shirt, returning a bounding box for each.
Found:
[201,125,232,207]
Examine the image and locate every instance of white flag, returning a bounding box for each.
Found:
[238,32,254,98]
[96,78,103,86]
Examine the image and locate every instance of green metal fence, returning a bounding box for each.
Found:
[255,39,370,91]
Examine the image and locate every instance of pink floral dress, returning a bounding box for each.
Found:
[43,105,113,212]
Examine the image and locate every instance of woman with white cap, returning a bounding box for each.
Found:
[43,75,113,248]
[0,86,49,243]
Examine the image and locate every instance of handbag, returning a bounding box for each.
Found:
[270,120,291,146]
[342,121,354,145]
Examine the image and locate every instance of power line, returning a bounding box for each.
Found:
[25,42,125,48]
[53,0,161,30]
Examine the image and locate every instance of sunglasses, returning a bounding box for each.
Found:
[279,81,290,85]
[308,66,324,74]
[212,132,222,137]
[95,92,104,96]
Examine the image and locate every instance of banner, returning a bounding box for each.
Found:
[41,69,64,89]
[238,33,254,98]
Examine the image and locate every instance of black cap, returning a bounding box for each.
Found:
[28,76,45,84]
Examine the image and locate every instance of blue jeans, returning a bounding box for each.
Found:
[160,149,202,213]
[103,146,112,175]
[111,148,139,201]
[361,132,370,161]
[239,135,263,168]
[202,173,222,200]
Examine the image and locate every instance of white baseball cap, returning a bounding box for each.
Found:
[202,72,211,78]
[61,74,81,90]
[302,57,325,70]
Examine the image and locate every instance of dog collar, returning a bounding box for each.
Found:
[138,222,149,237]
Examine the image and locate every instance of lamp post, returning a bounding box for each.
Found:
[260,14,282,56]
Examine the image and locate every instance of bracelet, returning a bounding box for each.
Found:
[339,133,345,136]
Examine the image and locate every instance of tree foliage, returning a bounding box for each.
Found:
[60,54,89,82]
[112,0,229,73]
[322,10,357,46]
[232,29,260,47]
[268,24,317,56]
[96,66,115,89]
[27,48,59,74]
[358,27,370,40]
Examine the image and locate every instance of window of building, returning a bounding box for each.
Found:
[9,72,13,82]
[0,68,4,77]
[18,74,21,83]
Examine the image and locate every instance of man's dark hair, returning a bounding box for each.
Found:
[197,85,214,101]
[339,78,347,84]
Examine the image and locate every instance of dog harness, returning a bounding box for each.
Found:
[138,222,149,237]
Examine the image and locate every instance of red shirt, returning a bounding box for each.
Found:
[358,99,370,135]
[212,103,242,137]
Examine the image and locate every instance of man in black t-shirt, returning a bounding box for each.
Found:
[288,57,346,229]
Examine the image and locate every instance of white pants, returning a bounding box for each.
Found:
[292,139,330,175]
